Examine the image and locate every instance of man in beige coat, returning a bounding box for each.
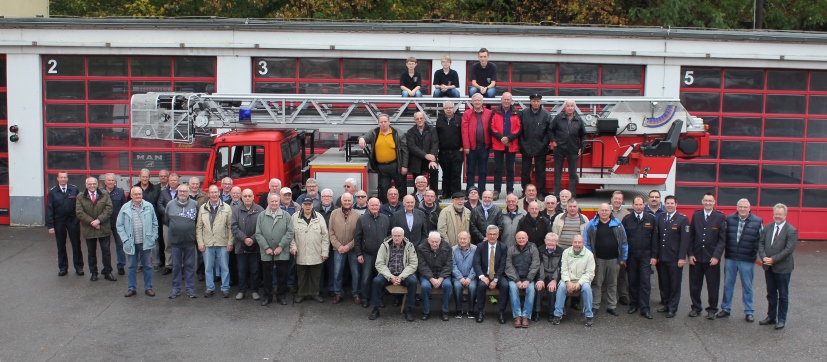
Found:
[290,198,330,303]
[196,185,234,298]
[328,193,360,304]
[438,192,471,247]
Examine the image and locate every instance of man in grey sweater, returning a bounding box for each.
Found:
[164,185,199,299]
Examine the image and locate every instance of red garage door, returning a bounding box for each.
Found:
[678,67,827,239]
[0,55,9,224]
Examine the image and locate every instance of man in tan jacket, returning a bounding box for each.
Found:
[196,185,233,298]
[438,192,471,246]
[290,198,330,303]
[328,193,360,304]
[76,177,115,282]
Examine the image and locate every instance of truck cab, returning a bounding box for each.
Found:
[204,130,303,203]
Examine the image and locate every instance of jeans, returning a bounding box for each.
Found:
[402,90,423,97]
[466,146,488,192]
[54,221,83,272]
[272,254,296,288]
[127,246,153,291]
[333,250,361,297]
[468,86,496,98]
[765,269,791,322]
[452,278,477,312]
[360,254,377,301]
[204,246,230,292]
[112,230,126,269]
[85,236,112,275]
[593,258,620,310]
[553,150,579,196]
[152,223,164,267]
[236,253,261,294]
[162,227,172,268]
[721,259,754,315]
[433,88,460,98]
[372,274,417,307]
[493,150,516,194]
[420,277,453,314]
[508,281,536,318]
[171,246,196,293]
[520,154,547,195]
[554,282,593,318]
[319,247,335,292]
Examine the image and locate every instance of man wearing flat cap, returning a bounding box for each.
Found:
[438,192,472,247]
[516,94,552,198]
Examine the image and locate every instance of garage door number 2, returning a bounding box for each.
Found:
[47,59,58,74]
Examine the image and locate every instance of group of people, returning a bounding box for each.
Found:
[47,165,798,330]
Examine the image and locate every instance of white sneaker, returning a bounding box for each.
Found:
[252,292,261,300]
[235,292,244,300]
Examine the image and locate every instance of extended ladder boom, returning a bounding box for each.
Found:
[130,93,704,143]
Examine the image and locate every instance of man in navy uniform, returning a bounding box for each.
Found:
[656,195,690,318]
[644,189,667,304]
[47,171,83,276]
[621,196,659,319]
[688,192,727,320]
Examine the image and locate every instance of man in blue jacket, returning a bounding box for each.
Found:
[584,203,628,317]
[717,198,762,323]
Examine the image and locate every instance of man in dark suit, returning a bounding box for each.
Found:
[473,225,510,324]
[688,192,727,320]
[758,203,798,330]
[656,195,690,318]
[391,195,429,247]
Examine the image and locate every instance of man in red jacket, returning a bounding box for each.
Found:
[462,93,492,194]
[488,92,521,200]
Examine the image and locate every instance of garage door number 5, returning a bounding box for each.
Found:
[684,70,694,85]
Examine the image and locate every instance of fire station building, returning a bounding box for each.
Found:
[1,19,826,238]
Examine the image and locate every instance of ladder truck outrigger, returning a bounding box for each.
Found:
[130,93,709,211]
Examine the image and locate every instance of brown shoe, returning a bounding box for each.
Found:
[145,289,156,297]
[124,289,136,297]
[332,295,343,304]
[521,316,529,328]
[353,296,361,304]
[513,318,522,328]
[492,190,500,200]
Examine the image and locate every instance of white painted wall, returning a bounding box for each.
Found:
[6,54,45,225]
[217,56,252,93]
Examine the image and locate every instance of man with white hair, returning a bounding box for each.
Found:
[718,198,763,322]
[550,99,586,196]
[369,227,418,322]
[219,177,233,203]
[417,231,454,321]
[157,173,181,274]
[406,111,440,197]
[196,185,234,298]
[336,178,358,207]
[436,100,464,199]
[258,178,282,208]
[296,178,321,209]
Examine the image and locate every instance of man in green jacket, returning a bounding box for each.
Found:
[369,227,419,322]
[255,193,295,306]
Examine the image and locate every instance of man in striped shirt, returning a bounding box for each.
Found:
[552,199,589,249]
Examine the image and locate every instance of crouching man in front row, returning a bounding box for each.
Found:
[551,235,596,327]
[369,227,419,322]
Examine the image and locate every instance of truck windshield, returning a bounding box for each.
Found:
[213,145,265,180]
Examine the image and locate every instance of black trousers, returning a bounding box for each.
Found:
[658,262,684,313]
[493,150,516,194]
[521,153,547,195]
[476,279,509,313]
[85,236,112,275]
[627,255,652,312]
[438,149,464,197]
[262,259,288,299]
[657,263,668,302]
[376,161,406,204]
[55,221,83,272]
[689,262,721,313]
[553,150,579,196]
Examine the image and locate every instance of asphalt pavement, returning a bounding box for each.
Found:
[1,226,826,361]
